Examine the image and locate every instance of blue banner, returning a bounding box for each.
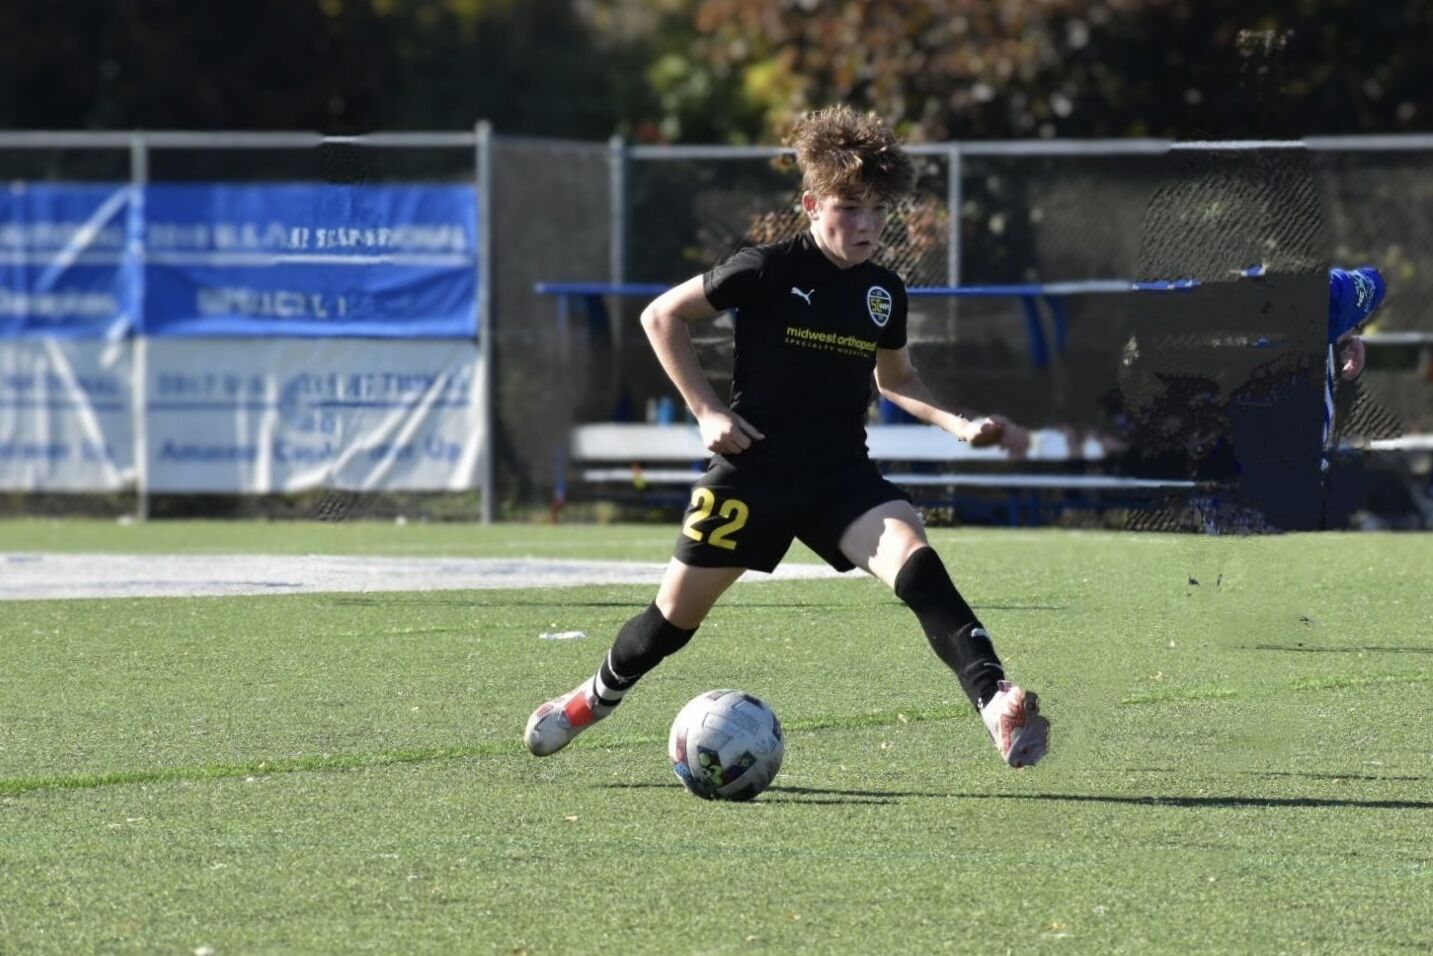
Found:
[0,183,134,339]
[143,183,478,338]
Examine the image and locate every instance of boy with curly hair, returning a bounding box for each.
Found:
[525,105,1049,768]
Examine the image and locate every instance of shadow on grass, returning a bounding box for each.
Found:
[1125,767,1429,783]
[602,781,908,806]
[763,784,910,805]
[958,793,1433,811]
[1244,770,1430,782]
[1249,644,1433,655]
[605,782,1433,810]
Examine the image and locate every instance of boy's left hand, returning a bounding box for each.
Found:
[965,415,1030,457]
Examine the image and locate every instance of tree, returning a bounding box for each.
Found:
[0,0,654,136]
[3,0,1428,140]
[588,0,1433,142]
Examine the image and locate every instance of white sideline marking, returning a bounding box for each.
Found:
[0,553,852,602]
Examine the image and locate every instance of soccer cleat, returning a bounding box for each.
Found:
[523,680,613,756]
[980,680,1049,768]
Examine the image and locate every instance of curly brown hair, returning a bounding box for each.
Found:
[787,105,917,203]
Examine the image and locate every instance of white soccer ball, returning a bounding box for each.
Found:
[668,689,785,801]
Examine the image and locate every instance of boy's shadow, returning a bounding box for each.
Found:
[605,782,1433,810]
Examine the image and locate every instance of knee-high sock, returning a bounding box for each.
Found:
[592,603,697,705]
[893,547,1005,710]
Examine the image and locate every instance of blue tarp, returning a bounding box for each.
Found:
[0,183,133,339]
[0,182,479,340]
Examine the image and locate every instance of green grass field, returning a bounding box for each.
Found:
[2,520,1430,954]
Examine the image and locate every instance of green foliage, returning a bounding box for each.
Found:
[2,0,1426,139]
[611,0,1433,142]
[0,0,655,136]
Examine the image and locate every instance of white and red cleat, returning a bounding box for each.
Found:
[524,681,612,756]
[980,680,1049,768]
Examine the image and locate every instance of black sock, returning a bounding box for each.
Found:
[893,547,1005,710]
[592,603,698,706]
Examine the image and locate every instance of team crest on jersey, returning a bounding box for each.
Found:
[866,285,893,327]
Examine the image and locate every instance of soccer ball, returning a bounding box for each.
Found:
[668,689,784,801]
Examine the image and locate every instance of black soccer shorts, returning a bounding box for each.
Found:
[672,455,911,573]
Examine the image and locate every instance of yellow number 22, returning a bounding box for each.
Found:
[681,488,750,551]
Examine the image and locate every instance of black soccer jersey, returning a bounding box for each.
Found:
[702,233,908,467]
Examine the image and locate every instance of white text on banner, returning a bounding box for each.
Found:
[144,338,484,493]
[0,339,134,491]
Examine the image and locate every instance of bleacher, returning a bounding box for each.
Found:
[567,422,1199,525]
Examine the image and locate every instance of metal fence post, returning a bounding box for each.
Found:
[476,120,495,524]
[947,144,963,288]
[609,134,627,359]
[129,133,150,521]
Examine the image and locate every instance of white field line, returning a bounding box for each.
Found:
[0,553,853,601]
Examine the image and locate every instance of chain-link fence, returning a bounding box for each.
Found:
[489,136,610,513]
[947,141,1430,445]
[0,131,490,522]
[540,136,1432,442]
[489,134,1432,527]
[5,131,1430,523]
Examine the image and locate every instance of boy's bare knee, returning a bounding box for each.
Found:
[655,560,744,628]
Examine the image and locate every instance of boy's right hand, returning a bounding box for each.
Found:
[697,408,765,455]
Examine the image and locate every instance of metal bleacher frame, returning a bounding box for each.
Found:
[539,280,1208,525]
[567,421,1201,525]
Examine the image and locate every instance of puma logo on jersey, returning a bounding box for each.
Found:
[790,287,815,305]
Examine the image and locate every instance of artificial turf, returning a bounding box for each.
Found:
[1,522,1429,953]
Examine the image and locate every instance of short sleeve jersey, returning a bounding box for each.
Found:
[702,232,908,468]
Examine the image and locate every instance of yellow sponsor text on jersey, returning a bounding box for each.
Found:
[785,325,877,354]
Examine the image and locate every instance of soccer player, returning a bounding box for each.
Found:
[525,105,1049,768]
